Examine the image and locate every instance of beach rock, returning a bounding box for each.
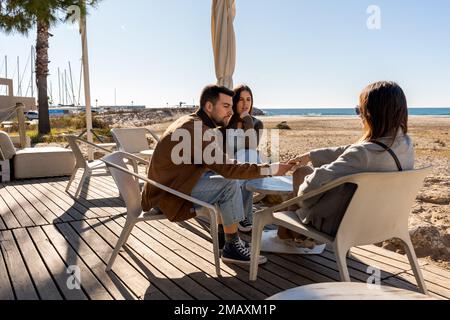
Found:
[276,121,291,130]
[252,107,265,116]
[380,221,448,260]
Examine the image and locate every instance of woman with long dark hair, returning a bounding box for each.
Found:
[280,81,413,241]
[222,84,265,232]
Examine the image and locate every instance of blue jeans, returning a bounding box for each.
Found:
[191,171,245,227]
[235,149,263,224]
[191,151,262,226]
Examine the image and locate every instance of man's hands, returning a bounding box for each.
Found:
[265,153,311,176]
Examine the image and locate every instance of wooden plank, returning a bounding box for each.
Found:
[389,271,450,299]
[358,244,427,266]
[38,180,100,220]
[58,178,124,215]
[11,182,62,224]
[187,220,412,282]
[72,174,122,205]
[163,219,309,290]
[68,219,168,300]
[31,182,86,221]
[99,216,242,299]
[22,181,77,222]
[186,219,335,284]
[27,226,88,300]
[62,177,124,215]
[51,180,119,218]
[382,274,447,300]
[406,269,450,295]
[422,264,450,280]
[85,218,202,300]
[5,184,47,226]
[40,224,113,300]
[0,230,39,299]
[53,222,137,300]
[90,174,128,203]
[0,189,22,229]
[0,184,35,227]
[12,228,62,300]
[140,219,270,299]
[130,218,272,299]
[0,205,6,230]
[319,248,405,280]
[348,246,413,273]
[109,218,261,300]
[0,241,15,300]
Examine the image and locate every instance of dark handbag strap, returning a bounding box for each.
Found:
[370,140,403,171]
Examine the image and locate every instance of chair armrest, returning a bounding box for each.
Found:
[145,128,161,143]
[66,135,114,154]
[255,174,359,216]
[259,166,434,216]
[102,156,216,212]
[117,151,150,165]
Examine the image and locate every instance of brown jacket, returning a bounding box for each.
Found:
[141,109,270,222]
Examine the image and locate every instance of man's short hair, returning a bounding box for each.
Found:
[200,85,234,109]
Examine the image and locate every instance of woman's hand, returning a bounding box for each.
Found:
[270,162,294,176]
[287,153,311,167]
[239,110,250,119]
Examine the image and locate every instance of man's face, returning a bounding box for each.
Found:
[207,93,233,127]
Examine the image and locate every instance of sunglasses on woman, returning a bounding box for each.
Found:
[355,105,361,116]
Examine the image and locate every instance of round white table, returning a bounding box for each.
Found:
[245,176,326,255]
[267,282,437,300]
[245,176,293,195]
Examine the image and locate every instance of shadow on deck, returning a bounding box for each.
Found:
[0,170,449,300]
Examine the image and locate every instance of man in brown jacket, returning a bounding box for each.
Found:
[142,85,292,265]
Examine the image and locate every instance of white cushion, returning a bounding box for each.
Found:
[14,147,75,179]
[0,131,16,160]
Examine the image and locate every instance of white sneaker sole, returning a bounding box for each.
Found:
[221,255,267,265]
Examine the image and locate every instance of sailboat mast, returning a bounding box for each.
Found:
[17,56,21,96]
[49,80,53,105]
[68,62,76,106]
[58,67,61,105]
[64,69,70,105]
[30,46,34,98]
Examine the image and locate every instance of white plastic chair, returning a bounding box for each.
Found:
[65,135,112,198]
[111,128,160,173]
[249,167,431,295]
[101,151,222,275]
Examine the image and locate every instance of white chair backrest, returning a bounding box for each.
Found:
[102,152,142,218]
[66,135,88,169]
[335,167,431,248]
[111,128,150,154]
[0,131,16,160]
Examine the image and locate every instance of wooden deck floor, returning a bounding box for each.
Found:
[1,169,449,300]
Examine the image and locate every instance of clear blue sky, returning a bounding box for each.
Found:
[1,0,450,108]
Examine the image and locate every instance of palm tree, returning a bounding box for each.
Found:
[0,0,99,134]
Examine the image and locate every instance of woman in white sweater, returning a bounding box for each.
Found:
[281,81,413,239]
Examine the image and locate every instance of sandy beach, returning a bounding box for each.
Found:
[145,114,449,269]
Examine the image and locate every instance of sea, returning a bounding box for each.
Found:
[261,108,450,117]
